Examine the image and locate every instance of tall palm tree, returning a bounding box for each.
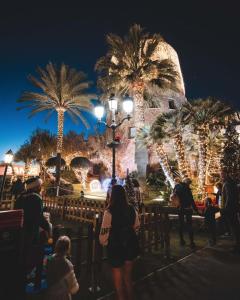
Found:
[181,97,232,194]
[138,124,175,188]
[17,62,94,188]
[158,111,191,180]
[95,24,179,129]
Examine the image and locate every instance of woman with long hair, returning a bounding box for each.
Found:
[99,185,140,300]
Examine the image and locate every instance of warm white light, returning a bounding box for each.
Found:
[108,94,118,111]
[90,179,102,192]
[4,149,13,164]
[123,96,133,114]
[94,105,104,120]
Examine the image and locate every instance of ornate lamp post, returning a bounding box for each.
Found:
[0,149,14,201]
[94,94,133,180]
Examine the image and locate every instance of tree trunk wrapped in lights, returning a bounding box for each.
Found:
[197,129,208,195]
[80,168,89,190]
[154,144,175,188]
[132,83,145,129]
[57,108,65,153]
[173,132,191,180]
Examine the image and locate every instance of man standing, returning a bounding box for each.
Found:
[174,178,198,248]
[15,177,49,291]
[221,170,240,253]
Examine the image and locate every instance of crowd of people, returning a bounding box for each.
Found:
[4,170,240,299]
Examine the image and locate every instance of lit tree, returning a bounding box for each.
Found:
[138,125,175,188]
[157,111,190,180]
[70,157,91,190]
[15,142,36,177]
[124,175,136,206]
[221,124,240,178]
[181,98,232,195]
[95,24,178,129]
[17,62,94,187]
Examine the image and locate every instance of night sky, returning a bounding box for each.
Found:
[0,1,239,160]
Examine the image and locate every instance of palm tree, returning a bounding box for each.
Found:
[159,111,191,180]
[138,124,175,188]
[95,24,179,129]
[17,62,94,188]
[181,98,232,194]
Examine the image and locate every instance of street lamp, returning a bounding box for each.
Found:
[94,94,133,180]
[0,149,14,201]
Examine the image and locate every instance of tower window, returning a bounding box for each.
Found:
[169,100,176,109]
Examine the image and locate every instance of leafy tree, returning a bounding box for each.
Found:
[15,142,36,176]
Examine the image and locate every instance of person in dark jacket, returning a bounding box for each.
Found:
[174,178,198,248]
[221,171,240,252]
[204,198,219,246]
[15,176,50,290]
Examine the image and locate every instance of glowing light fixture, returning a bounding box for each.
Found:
[89,179,102,192]
[4,149,13,164]
[94,105,104,121]
[108,94,118,112]
[122,94,133,115]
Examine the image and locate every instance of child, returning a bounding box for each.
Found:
[204,198,219,246]
[46,236,79,300]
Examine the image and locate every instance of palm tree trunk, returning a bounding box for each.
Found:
[56,108,65,194]
[24,161,31,179]
[132,84,145,129]
[81,168,89,190]
[197,130,207,196]
[174,133,191,180]
[57,108,65,153]
[153,144,175,188]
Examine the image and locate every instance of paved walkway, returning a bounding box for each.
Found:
[97,241,240,300]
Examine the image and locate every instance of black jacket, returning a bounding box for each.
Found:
[174,183,197,211]
[15,191,49,243]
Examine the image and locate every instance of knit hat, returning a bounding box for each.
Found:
[25,177,43,191]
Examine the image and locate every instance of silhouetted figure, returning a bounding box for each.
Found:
[174,178,198,248]
[204,198,219,246]
[221,171,240,252]
[100,185,140,300]
[15,177,50,291]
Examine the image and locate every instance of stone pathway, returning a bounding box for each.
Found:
[97,241,240,300]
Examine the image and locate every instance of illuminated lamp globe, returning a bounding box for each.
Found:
[122,95,133,115]
[108,94,118,112]
[4,149,13,164]
[94,105,104,120]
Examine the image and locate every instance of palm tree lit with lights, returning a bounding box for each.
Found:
[18,62,94,194]
[95,24,179,130]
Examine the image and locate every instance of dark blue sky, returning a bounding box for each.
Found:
[0,1,239,160]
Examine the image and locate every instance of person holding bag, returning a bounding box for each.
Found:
[99,185,140,300]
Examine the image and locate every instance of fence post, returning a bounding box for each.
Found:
[163,211,170,258]
[88,214,101,294]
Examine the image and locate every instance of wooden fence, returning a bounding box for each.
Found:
[0,195,179,295]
